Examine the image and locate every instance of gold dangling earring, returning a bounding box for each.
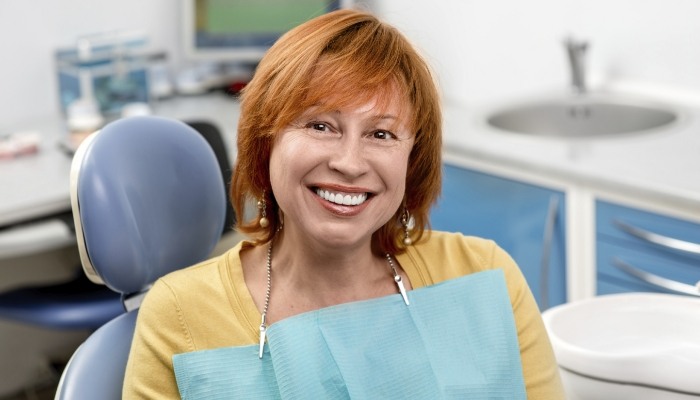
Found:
[401,208,413,246]
[258,194,269,228]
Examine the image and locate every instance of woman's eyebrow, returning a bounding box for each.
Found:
[309,108,401,122]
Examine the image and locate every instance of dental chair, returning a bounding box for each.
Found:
[0,214,124,331]
[54,116,227,399]
[0,120,234,331]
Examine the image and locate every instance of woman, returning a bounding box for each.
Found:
[123,9,564,399]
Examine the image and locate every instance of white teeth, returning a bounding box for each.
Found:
[316,188,368,206]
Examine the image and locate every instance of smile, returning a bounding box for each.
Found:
[315,188,368,206]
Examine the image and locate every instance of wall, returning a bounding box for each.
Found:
[2,1,700,128]
[0,0,180,129]
[373,0,700,108]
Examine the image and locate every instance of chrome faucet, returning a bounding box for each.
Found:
[565,37,589,94]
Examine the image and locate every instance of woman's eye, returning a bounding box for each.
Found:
[308,122,328,132]
[372,130,395,140]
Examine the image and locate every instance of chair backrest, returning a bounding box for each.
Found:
[56,116,226,399]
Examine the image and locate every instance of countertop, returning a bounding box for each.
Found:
[0,93,240,227]
[441,93,700,215]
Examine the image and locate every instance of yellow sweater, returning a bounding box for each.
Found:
[123,231,564,399]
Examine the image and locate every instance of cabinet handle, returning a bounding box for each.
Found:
[539,195,560,310]
[612,257,700,296]
[614,219,700,256]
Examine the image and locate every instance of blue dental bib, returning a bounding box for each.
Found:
[173,269,526,399]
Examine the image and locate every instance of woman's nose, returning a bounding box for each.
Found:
[327,136,369,179]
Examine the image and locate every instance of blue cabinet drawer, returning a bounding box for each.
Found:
[596,200,700,264]
[430,163,566,309]
[597,239,700,296]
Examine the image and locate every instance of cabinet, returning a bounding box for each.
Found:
[596,200,700,296]
[430,163,567,309]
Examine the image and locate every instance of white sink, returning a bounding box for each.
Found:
[542,293,700,399]
[487,95,679,137]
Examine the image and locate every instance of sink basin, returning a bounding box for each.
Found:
[543,293,700,398]
[487,97,678,137]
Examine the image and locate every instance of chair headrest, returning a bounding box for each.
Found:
[70,116,226,295]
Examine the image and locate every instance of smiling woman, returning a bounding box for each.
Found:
[233,11,442,251]
[267,92,414,255]
[123,8,564,399]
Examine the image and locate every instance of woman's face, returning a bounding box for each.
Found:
[269,91,414,251]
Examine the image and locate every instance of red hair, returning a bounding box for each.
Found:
[231,9,442,255]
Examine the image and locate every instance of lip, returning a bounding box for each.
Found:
[312,183,373,194]
[309,184,374,216]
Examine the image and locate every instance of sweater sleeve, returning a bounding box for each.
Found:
[122,279,191,399]
[489,243,565,399]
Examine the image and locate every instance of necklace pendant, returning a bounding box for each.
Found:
[394,275,410,306]
[258,312,268,359]
[258,324,267,359]
[386,253,410,306]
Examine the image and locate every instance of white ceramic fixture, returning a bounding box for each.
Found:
[542,293,700,400]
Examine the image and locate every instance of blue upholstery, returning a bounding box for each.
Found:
[0,273,124,329]
[0,209,124,330]
[73,116,226,294]
[56,311,138,399]
[55,116,227,399]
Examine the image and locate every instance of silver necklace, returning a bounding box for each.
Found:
[258,241,410,359]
